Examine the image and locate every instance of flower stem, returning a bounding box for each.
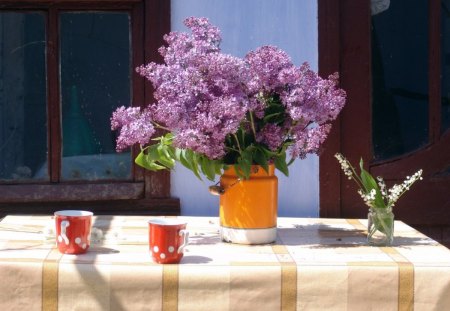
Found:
[248,111,257,140]
[225,146,241,153]
[232,133,242,153]
[343,157,366,190]
[151,121,171,132]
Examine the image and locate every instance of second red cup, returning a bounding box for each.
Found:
[148,219,189,264]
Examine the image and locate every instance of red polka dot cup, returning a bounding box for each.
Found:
[148,219,189,264]
[54,210,93,254]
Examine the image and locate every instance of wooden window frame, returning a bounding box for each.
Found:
[0,0,179,215]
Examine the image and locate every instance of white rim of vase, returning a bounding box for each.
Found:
[220,226,276,245]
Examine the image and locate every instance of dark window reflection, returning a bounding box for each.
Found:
[372,0,429,161]
[60,12,131,180]
[0,13,47,181]
[442,0,450,133]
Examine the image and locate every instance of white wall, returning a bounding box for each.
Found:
[170,0,319,217]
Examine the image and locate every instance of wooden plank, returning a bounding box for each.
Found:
[0,182,144,202]
[318,0,342,218]
[339,0,372,219]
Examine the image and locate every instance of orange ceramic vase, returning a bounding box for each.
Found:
[219,164,278,244]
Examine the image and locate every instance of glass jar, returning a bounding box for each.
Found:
[367,207,394,246]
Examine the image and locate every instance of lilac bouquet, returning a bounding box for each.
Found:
[111,17,346,180]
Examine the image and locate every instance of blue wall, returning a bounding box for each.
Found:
[170,0,319,217]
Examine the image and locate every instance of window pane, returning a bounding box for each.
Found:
[371,0,429,161]
[442,0,450,133]
[60,12,131,181]
[0,12,48,181]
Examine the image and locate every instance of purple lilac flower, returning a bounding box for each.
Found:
[256,124,285,151]
[245,46,293,94]
[111,106,155,151]
[243,45,346,159]
[111,17,347,164]
[289,124,332,159]
[135,17,248,159]
[184,17,221,50]
[279,63,346,125]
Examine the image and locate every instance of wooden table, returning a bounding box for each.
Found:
[0,215,449,310]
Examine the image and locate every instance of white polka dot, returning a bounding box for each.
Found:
[82,243,87,249]
[168,246,175,253]
[153,246,159,253]
[160,253,166,259]
[75,237,81,244]
[58,236,63,242]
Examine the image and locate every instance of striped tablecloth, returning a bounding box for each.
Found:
[0,215,449,311]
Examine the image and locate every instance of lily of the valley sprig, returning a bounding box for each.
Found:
[334,153,423,209]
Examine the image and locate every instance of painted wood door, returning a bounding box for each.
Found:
[319,0,450,245]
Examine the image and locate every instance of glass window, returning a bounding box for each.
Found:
[60,12,132,180]
[0,12,47,181]
[371,0,429,160]
[0,2,175,213]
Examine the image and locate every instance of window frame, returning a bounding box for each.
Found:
[0,0,179,215]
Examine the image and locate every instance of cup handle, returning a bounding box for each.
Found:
[178,229,189,254]
[60,220,70,245]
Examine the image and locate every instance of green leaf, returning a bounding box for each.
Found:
[233,163,246,179]
[237,148,253,179]
[263,112,283,123]
[287,156,296,166]
[135,150,166,171]
[214,161,224,175]
[238,162,252,179]
[262,96,286,125]
[253,147,269,173]
[134,150,148,169]
[163,132,174,143]
[238,148,252,167]
[359,158,385,208]
[145,161,167,171]
[178,149,193,171]
[235,154,252,179]
[371,209,393,235]
[200,157,216,181]
[274,151,289,176]
[185,150,202,180]
[156,144,175,169]
[172,148,182,162]
[146,144,160,161]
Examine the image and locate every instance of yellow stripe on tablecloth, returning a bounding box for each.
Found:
[272,244,297,311]
[42,248,63,311]
[346,218,367,232]
[162,265,179,311]
[381,247,414,311]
